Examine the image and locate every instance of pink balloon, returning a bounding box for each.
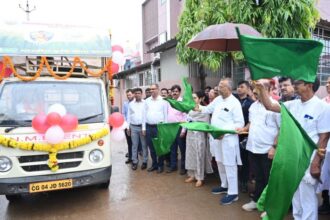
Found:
[32,114,50,133]
[111,62,119,73]
[110,128,125,142]
[60,114,78,132]
[46,112,62,125]
[45,125,65,144]
[112,45,124,53]
[108,112,124,128]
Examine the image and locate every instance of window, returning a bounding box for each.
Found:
[139,74,144,86]
[145,71,152,86]
[313,26,330,85]
[157,68,161,82]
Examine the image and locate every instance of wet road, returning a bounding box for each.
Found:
[0,140,328,220]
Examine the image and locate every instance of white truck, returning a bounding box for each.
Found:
[0,23,113,201]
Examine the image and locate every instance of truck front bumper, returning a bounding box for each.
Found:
[0,166,111,195]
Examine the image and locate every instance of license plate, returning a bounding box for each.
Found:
[29,179,73,193]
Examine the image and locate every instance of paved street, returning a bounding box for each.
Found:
[0,140,328,220]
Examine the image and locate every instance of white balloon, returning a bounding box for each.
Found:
[110,128,125,142]
[47,104,67,117]
[45,125,65,144]
[112,51,125,65]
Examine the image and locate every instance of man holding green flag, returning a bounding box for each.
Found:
[255,78,330,220]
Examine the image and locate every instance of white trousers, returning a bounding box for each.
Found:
[217,161,238,195]
[292,180,318,220]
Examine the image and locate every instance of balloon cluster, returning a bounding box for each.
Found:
[32,104,78,144]
[0,61,13,78]
[108,112,127,142]
[111,45,125,74]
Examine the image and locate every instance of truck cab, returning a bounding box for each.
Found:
[0,23,113,201]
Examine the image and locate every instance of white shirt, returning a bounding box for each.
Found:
[284,96,330,144]
[201,94,244,165]
[246,99,280,154]
[143,95,168,126]
[202,94,244,130]
[127,99,146,130]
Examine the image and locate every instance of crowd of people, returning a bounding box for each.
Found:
[121,76,330,218]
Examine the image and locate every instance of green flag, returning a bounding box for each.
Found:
[152,122,181,156]
[257,104,317,220]
[181,122,237,139]
[165,78,195,113]
[237,29,323,83]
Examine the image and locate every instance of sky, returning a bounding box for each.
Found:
[0,0,144,50]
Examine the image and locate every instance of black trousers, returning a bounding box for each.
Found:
[249,152,272,202]
[125,129,132,160]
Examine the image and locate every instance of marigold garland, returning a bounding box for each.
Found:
[0,56,112,82]
[0,128,109,172]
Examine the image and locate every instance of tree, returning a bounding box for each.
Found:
[176,0,320,88]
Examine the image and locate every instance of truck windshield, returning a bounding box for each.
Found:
[0,81,105,126]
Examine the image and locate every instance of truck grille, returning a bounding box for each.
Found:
[18,151,84,172]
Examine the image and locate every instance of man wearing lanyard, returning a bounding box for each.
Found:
[143,84,168,173]
[127,88,148,170]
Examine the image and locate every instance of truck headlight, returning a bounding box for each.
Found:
[89,150,103,164]
[0,156,12,172]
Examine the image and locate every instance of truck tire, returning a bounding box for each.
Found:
[98,180,110,189]
[5,194,21,202]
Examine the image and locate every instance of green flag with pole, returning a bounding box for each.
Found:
[152,122,181,156]
[257,104,317,220]
[165,77,195,113]
[237,28,323,83]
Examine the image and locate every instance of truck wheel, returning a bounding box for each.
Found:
[98,180,110,189]
[5,194,21,202]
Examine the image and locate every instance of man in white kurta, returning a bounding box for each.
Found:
[199,78,244,205]
[257,78,330,220]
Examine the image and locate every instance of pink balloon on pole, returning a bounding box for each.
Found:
[45,125,65,144]
[108,112,124,128]
[46,112,62,125]
[60,114,78,132]
[32,114,50,133]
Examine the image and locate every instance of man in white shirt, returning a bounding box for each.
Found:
[256,78,330,220]
[198,78,245,205]
[143,84,168,173]
[127,88,148,171]
[238,80,279,211]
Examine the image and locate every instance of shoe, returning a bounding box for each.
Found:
[147,166,157,172]
[166,167,178,173]
[157,167,164,173]
[211,186,228,195]
[318,203,330,215]
[141,163,147,170]
[125,159,132,164]
[180,169,187,175]
[195,180,203,187]
[221,194,238,205]
[242,200,257,211]
[260,212,267,218]
[185,177,195,183]
[132,163,138,170]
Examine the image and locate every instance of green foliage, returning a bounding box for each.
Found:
[176,0,320,71]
